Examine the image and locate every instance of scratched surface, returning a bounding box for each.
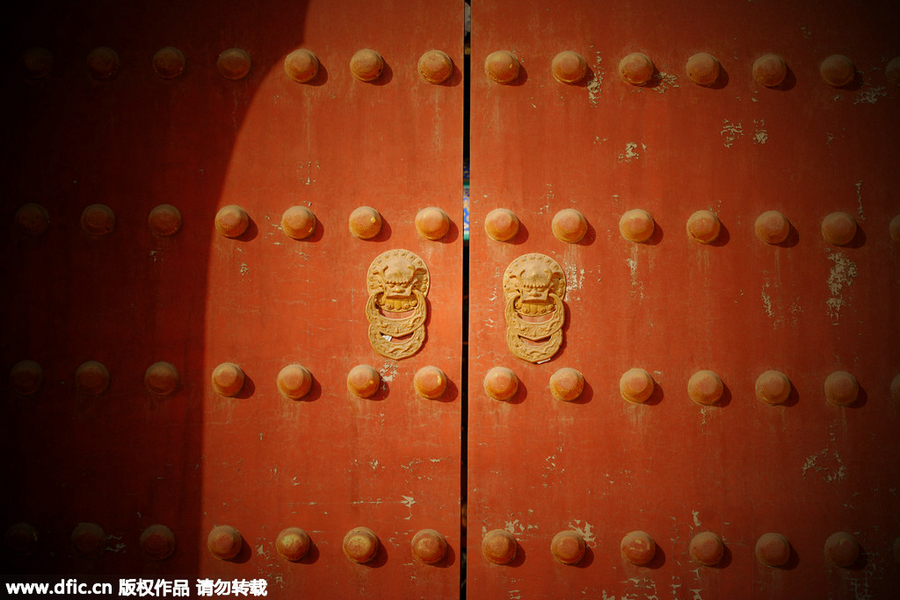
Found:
[467,0,900,598]
[1,1,462,597]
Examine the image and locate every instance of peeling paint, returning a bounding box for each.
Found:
[762,280,802,329]
[626,256,644,302]
[379,361,399,382]
[567,519,596,545]
[669,581,682,597]
[653,71,679,93]
[753,119,768,144]
[107,534,126,554]
[618,141,644,163]
[297,160,320,186]
[587,50,604,106]
[761,282,774,320]
[854,85,888,104]
[720,120,743,148]
[621,574,660,599]
[400,457,424,472]
[826,252,858,323]
[855,180,865,221]
[848,529,885,600]
[564,263,584,298]
[802,448,847,482]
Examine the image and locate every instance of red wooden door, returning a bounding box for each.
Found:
[4,1,900,599]
[466,0,900,598]
[2,1,462,598]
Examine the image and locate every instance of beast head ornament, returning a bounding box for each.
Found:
[503,253,566,363]
[366,249,429,359]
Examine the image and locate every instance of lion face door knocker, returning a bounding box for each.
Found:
[503,253,567,363]
[366,249,429,360]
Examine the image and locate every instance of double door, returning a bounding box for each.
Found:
[3,1,899,598]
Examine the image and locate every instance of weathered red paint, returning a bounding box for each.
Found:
[468,0,900,598]
[4,0,900,597]
[2,0,462,597]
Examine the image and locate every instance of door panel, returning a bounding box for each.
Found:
[467,1,900,598]
[2,1,462,597]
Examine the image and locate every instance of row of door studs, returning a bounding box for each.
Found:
[14,202,900,247]
[5,521,884,571]
[4,522,448,565]
[19,45,900,92]
[9,359,899,408]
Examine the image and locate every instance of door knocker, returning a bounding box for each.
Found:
[366,249,429,360]
[503,253,567,363]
